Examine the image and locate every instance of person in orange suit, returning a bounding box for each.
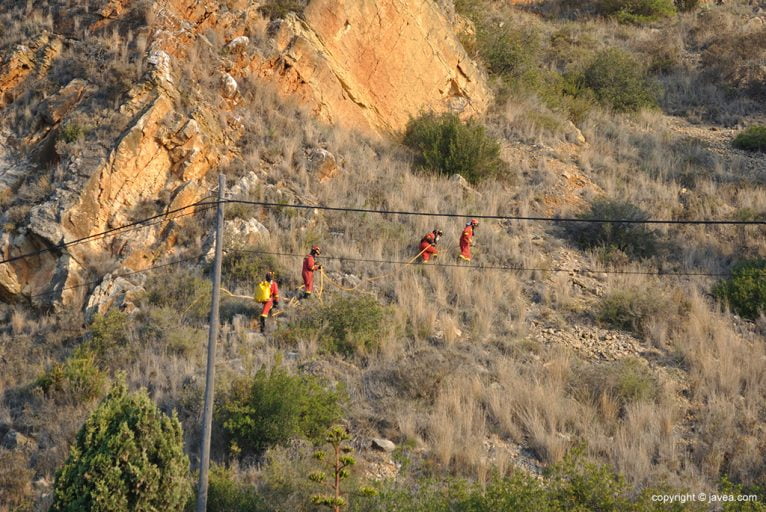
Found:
[419,229,442,263]
[459,219,478,262]
[302,245,322,298]
[259,272,280,333]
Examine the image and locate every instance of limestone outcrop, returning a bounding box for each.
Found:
[0,0,489,307]
[256,0,490,134]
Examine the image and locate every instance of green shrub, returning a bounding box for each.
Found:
[278,295,387,356]
[144,268,211,322]
[258,0,309,19]
[86,309,130,358]
[50,382,191,511]
[475,23,540,78]
[674,0,700,12]
[138,307,205,356]
[547,445,634,511]
[403,113,506,184]
[714,260,766,320]
[36,352,109,404]
[580,49,659,111]
[205,465,268,512]
[59,122,87,143]
[222,250,288,289]
[597,0,676,24]
[733,125,766,152]
[598,289,670,334]
[565,199,658,258]
[219,366,344,457]
[571,358,660,410]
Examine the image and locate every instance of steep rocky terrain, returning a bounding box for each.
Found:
[0,0,488,307]
[1,0,766,510]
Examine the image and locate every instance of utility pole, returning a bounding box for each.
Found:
[196,173,225,512]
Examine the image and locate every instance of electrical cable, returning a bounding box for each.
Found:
[221,199,766,226]
[231,249,736,278]
[0,200,216,266]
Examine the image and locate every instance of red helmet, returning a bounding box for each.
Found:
[469,218,479,226]
[311,245,321,254]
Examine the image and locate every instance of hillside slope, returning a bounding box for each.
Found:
[1,0,766,510]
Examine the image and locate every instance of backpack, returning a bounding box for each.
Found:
[255,281,271,303]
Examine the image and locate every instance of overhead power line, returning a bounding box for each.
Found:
[231,249,735,279]
[222,199,766,226]
[0,201,215,266]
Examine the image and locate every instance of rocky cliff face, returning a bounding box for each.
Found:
[0,0,489,307]
[257,0,490,134]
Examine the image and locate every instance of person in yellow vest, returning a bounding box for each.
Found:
[255,272,280,334]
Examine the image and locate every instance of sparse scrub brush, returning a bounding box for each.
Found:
[579,49,660,111]
[205,465,269,512]
[733,126,766,153]
[597,287,687,335]
[565,199,658,258]
[714,259,766,320]
[36,352,109,404]
[219,366,344,457]
[597,0,676,24]
[278,294,388,356]
[258,0,310,19]
[50,382,191,511]
[403,113,506,184]
[570,358,660,412]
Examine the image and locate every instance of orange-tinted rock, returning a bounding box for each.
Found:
[255,0,490,135]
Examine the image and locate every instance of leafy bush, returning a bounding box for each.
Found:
[571,358,660,411]
[714,260,766,319]
[475,23,540,78]
[580,49,659,111]
[50,382,191,511]
[86,309,130,358]
[219,366,344,457]
[733,125,766,152]
[258,0,309,19]
[546,445,635,511]
[597,287,687,335]
[36,352,109,404]
[144,268,211,322]
[355,447,697,511]
[674,0,699,12]
[205,465,269,512]
[138,307,205,357]
[59,122,87,143]
[278,295,387,356]
[597,0,676,24]
[403,113,506,184]
[222,250,288,289]
[565,199,658,258]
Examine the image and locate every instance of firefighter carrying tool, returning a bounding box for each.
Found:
[302,245,322,298]
[419,229,443,263]
[255,272,280,333]
[459,219,478,262]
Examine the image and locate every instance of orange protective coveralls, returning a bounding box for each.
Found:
[419,233,438,262]
[459,225,474,261]
[302,254,320,294]
[260,281,280,317]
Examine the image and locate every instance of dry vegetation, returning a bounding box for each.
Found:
[1,0,766,510]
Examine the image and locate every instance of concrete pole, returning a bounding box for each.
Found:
[196,173,225,512]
